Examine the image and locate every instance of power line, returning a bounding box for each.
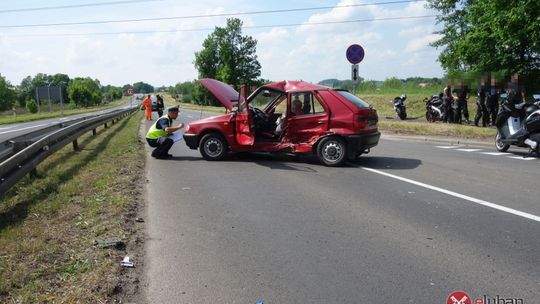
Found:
[0,0,164,14]
[1,15,437,37]
[0,0,426,29]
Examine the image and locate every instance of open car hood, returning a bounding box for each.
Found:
[198,78,239,111]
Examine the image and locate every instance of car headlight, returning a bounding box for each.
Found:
[185,125,190,132]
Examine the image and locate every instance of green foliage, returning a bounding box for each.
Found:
[427,0,540,77]
[67,78,102,107]
[194,18,262,89]
[381,77,403,90]
[101,85,123,102]
[0,75,16,111]
[132,81,154,94]
[25,98,38,113]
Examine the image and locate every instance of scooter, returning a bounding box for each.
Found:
[425,93,444,122]
[392,94,407,120]
[495,98,540,156]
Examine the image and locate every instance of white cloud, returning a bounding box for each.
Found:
[0,0,443,86]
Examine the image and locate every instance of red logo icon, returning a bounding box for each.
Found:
[447,291,472,304]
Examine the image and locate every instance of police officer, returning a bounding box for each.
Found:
[474,78,488,127]
[145,105,184,159]
[453,81,470,124]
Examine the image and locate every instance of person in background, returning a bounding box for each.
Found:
[145,105,184,159]
[487,78,499,126]
[142,94,152,121]
[292,96,303,116]
[156,94,165,117]
[442,81,453,123]
[452,81,470,124]
[474,77,488,127]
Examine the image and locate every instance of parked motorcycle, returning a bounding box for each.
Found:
[495,98,540,156]
[392,94,407,120]
[425,93,444,122]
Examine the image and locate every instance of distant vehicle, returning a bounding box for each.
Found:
[151,96,158,111]
[391,94,407,120]
[425,93,444,122]
[183,78,380,166]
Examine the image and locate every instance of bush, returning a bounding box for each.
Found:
[26,99,38,113]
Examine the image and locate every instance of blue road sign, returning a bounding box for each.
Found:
[346,44,365,64]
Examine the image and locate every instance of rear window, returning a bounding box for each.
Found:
[336,91,371,108]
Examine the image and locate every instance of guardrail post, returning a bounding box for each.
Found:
[92,129,97,136]
[112,119,115,125]
[104,123,108,129]
[30,168,38,177]
[73,139,79,151]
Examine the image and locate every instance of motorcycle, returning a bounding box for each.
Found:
[495,98,540,156]
[392,94,407,120]
[425,93,444,122]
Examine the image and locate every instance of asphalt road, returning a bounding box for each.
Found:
[0,102,136,142]
[142,109,539,304]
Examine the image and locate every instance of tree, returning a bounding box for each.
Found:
[68,77,102,107]
[0,74,16,111]
[194,18,261,88]
[132,81,154,94]
[428,0,540,78]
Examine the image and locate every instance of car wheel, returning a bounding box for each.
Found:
[317,136,347,166]
[200,133,228,161]
[495,131,509,152]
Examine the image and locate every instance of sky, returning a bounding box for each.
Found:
[0,0,444,87]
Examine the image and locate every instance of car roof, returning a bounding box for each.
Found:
[263,81,331,93]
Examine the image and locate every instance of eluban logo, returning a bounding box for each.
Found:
[447,291,472,304]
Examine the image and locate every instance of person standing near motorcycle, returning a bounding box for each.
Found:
[474,78,488,127]
[452,81,470,124]
[487,78,500,126]
[442,81,454,123]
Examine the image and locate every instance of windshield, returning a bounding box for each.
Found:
[249,89,284,110]
[336,91,371,108]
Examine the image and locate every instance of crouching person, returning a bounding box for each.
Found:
[145,105,184,159]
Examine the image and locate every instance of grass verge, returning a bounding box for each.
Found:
[0,97,131,125]
[0,112,145,303]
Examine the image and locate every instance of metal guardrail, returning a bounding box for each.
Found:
[0,108,137,196]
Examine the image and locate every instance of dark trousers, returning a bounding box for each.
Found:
[157,109,164,117]
[146,137,174,158]
[487,102,499,126]
[453,99,468,124]
[474,100,488,127]
[442,99,451,122]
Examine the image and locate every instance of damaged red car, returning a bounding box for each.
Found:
[183,78,380,166]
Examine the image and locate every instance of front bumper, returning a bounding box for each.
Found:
[344,132,381,155]
[183,133,199,149]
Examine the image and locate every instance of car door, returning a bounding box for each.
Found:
[288,91,329,145]
[235,85,255,145]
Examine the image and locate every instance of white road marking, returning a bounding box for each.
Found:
[0,124,47,135]
[362,167,540,223]
[456,148,483,152]
[481,152,511,156]
[435,146,460,149]
[0,126,14,131]
[507,156,537,160]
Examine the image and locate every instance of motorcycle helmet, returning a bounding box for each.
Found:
[400,94,407,101]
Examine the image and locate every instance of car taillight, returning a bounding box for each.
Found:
[354,109,378,132]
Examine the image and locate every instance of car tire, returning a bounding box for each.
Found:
[200,133,228,161]
[317,136,347,166]
[495,131,509,152]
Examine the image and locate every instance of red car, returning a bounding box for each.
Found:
[183,78,380,166]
